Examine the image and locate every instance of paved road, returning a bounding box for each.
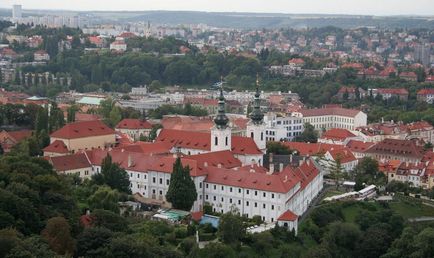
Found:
[408,217,434,222]
[299,185,334,224]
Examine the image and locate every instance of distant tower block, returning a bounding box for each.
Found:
[12,5,22,19]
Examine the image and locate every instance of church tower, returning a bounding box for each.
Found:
[246,76,266,151]
[211,83,232,152]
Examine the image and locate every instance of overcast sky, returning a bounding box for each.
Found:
[1,0,434,16]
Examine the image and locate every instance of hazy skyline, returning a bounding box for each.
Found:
[1,0,434,16]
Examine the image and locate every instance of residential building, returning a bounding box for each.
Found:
[115,119,153,141]
[33,50,50,61]
[417,88,434,104]
[365,138,425,163]
[48,120,116,153]
[294,107,367,131]
[263,113,304,142]
[0,130,32,152]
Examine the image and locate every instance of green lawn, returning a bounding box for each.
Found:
[389,201,434,219]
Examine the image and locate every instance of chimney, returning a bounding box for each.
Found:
[306,159,310,166]
[284,175,288,182]
[289,154,293,163]
[121,148,125,152]
[269,163,275,174]
[299,159,305,166]
[204,162,208,167]
[217,163,222,168]
[279,163,284,172]
[128,154,133,167]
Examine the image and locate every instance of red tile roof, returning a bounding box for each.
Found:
[283,142,344,156]
[43,140,69,154]
[366,139,425,159]
[116,141,172,155]
[4,130,33,142]
[299,107,362,118]
[417,89,434,95]
[277,210,298,221]
[161,116,214,132]
[321,128,356,141]
[399,71,417,78]
[49,153,91,171]
[205,159,318,193]
[157,129,211,151]
[116,119,153,130]
[50,120,115,139]
[188,150,242,169]
[156,129,262,155]
[327,148,357,163]
[345,140,374,153]
[191,211,203,222]
[288,58,305,65]
[75,113,102,122]
[376,88,408,95]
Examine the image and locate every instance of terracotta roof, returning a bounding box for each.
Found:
[277,210,298,221]
[3,130,33,142]
[50,120,115,139]
[288,58,305,64]
[43,140,69,154]
[345,140,375,153]
[156,129,262,155]
[49,153,91,171]
[188,150,242,169]
[116,141,172,155]
[399,71,417,78]
[34,50,48,55]
[85,148,161,173]
[205,159,318,193]
[161,116,214,132]
[231,136,263,155]
[116,119,153,129]
[327,148,357,163]
[184,97,218,107]
[75,113,101,122]
[191,211,203,222]
[338,86,357,94]
[417,89,434,95]
[156,129,211,151]
[205,166,298,193]
[366,139,425,159]
[299,107,362,117]
[283,142,344,156]
[321,128,356,141]
[376,88,408,95]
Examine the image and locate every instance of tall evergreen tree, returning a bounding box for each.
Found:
[92,154,131,194]
[166,157,197,211]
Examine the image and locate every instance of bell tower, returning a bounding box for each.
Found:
[246,75,266,151]
[211,80,232,152]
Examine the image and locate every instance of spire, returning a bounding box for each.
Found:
[214,77,229,129]
[250,74,264,125]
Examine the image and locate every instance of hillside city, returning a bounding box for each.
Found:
[0,3,433,258]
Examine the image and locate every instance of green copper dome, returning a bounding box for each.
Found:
[214,87,229,129]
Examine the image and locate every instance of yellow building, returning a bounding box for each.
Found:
[49,120,116,153]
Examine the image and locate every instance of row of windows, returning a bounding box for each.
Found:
[276,120,302,125]
[306,116,354,123]
[207,196,278,210]
[205,184,277,198]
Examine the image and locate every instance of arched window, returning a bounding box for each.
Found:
[261,132,264,141]
[225,136,228,146]
[215,137,218,146]
[251,132,254,138]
